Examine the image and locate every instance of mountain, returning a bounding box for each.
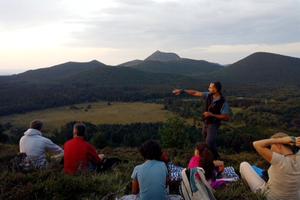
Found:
[4,59,201,86]
[132,59,223,76]
[10,60,106,83]
[215,52,300,85]
[145,50,181,62]
[118,59,143,67]
[120,50,223,76]
[1,51,300,116]
[0,59,206,116]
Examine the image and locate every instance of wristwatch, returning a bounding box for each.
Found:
[290,136,296,145]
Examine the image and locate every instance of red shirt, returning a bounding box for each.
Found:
[64,137,101,175]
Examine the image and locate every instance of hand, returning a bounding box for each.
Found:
[213,160,224,167]
[98,154,105,160]
[172,89,183,96]
[278,136,295,145]
[203,112,213,118]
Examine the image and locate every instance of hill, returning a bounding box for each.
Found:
[145,50,181,62]
[215,52,300,85]
[120,50,223,76]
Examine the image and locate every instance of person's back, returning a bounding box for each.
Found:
[19,120,63,168]
[132,160,168,200]
[130,140,169,200]
[64,137,100,174]
[265,152,300,200]
[64,123,101,175]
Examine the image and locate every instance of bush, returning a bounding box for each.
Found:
[159,117,200,149]
[91,133,107,149]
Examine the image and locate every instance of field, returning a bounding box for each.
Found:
[0,102,174,130]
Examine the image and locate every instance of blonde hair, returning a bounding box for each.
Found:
[271,132,293,151]
[271,132,288,139]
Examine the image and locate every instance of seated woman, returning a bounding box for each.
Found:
[188,143,216,181]
[240,132,300,200]
[188,143,238,189]
[127,140,182,200]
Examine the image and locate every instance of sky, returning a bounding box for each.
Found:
[0,0,300,74]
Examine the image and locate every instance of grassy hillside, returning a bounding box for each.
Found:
[0,102,174,130]
[0,144,266,200]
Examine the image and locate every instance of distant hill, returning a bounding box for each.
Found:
[2,60,202,87]
[120,50,223,76]
[1,51,300,116]
[132,58,223,76]
[118,59,143,67]
[0,59,206,116]
[216,52,300,85]
[10,60,106,83]
[145,50,181,62]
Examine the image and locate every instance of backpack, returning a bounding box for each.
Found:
[10,153,35,172]
[180,167,217,200]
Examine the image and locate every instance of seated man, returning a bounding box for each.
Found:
[19,120,64,169]
[240,133,300,200]
[64,123,103,175]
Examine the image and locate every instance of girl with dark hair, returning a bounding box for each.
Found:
[188,143,218,181]
[187,143,238,190]
[128,140,182,200]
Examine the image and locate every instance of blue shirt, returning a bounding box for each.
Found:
[131,160,168,200]
[202,92,231,115]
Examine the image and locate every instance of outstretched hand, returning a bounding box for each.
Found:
[172,89,182,96]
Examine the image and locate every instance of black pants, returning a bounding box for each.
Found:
[202,123,220,159]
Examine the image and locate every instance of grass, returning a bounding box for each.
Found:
[0,102,174,131]
[0,144,266,200]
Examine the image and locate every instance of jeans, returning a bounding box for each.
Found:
[202,123,220,159]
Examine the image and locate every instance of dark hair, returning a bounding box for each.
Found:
[74,123,86,137]
[139,140,162,161]
[30,120,43,131]
[195,143,215,180]
[212,81,222,92]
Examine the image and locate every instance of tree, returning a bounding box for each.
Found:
[159,117,190,149]
[0,124,8,143]
[91,132,107,149]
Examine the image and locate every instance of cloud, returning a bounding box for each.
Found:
[179,42,300,64]
[0,0,67,30]
[0,0,299,72]
[70,0,300,49]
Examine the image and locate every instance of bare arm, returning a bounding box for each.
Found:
[253,136,294,163]
[203,112,230,121]
[132,180,139,194]
[212,113,230,121]
[296,137,300,148]
[172,89,205,97]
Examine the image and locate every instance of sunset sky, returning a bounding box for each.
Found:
[0,0,300,74]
